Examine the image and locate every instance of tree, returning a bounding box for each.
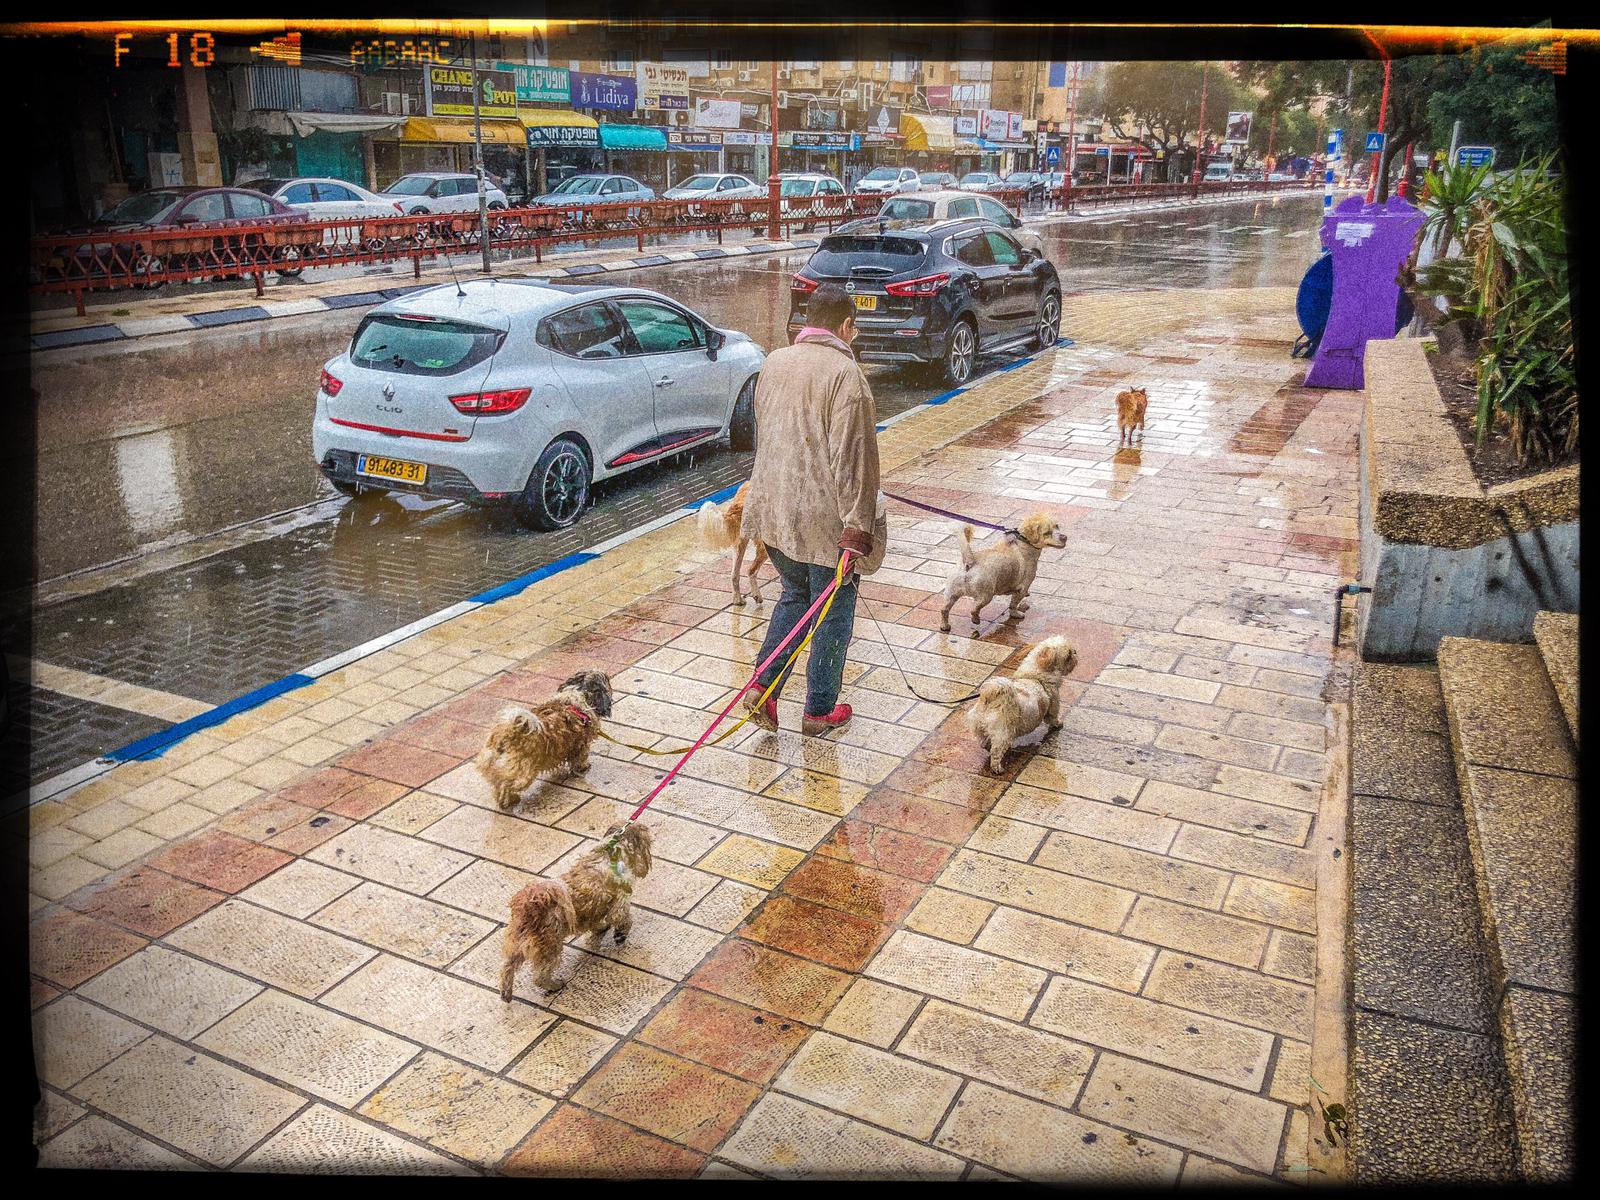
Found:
[1091,61,1252,180]
[1423,45,1561,163]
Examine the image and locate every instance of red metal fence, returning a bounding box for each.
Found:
[30,179,1320,316]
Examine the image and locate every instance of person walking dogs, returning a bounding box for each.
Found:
[739,282,887,736]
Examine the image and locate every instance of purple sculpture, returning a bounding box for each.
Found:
[1304,194,1425,389]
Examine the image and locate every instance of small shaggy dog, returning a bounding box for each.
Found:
[500,821,654,998]
[938,512,1069,632]
[696,483,769,605]
[1116,387,1149,446]
[968,635,1079,773]
[474,670,613,812]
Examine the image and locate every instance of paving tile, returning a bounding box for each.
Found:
[741,893,891,972]
[685,877,766,932]
[1143,951,1313,1039]
[1223,874,1317,936]
[29,907,146,989]
[196,988,418,1107]
[306,822,476,895]
[1268,1037,1313,1107]
[720,1092,964,1180]
[866,930,1045,1022]
[696,833,808,889]
[237,857,362,919]
[460,935,674,1035]
[506,1019,617,1097]
[32,1087,85,1142]
[936,1081,1184,1182]
[29,853,110,902]
[65,865,226,937]
[66,799,143,840]
[557,795,725,864]
[29,824,93,869]
[134,800,215,840]
[882,759,1008,809]
[1123,895,1272,968]
[166,898,376,998]
[37,1115,198,1171]
[1031,828,1232,909]
[994,782,1175,852]
[640,986,809,1084]
[905,887,995,945]
[775,1030,961,1140]
[78,944,262,1039]
[276,766,409,816]
[418,804,580,875]
[426,857,540,921]
[32,994,149,1089]
[1212,764,1323,812]
[338,739,462,788]
[1079,1052,1288,1175]
[688,940,853,1026]
[239,1103,466,1174]
[779,854,926,923]
[901,999,1093,1108]
[761,767,872,816]
[967,814,1048,861]
[79,827,166,871]
[1262,930,1315,983]
[846,787,984,844]
[146,830,293,893]
[310,881,496,968]
[75,1034,305,1167]
[359,1051,554,1165]
[575,1041,760,1152]
[1170,825,1316,888]
[821,978,925,1049]
[972,905,1154,993]
[939,848,1135,932]
[1137,780,1311,845]
[502,1103,704,1178]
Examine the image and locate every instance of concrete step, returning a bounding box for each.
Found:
[1436,636,1577,1182]
[1531,611,1578,744]
[1346,662,1518,1183]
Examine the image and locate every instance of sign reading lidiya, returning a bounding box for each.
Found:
[1224,111,1253,145]
[571,71,636,112]
[426,63,518,118]
[637,62,690,111]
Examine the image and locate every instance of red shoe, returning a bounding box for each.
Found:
[744,693,779,732]
[801,703,853,736]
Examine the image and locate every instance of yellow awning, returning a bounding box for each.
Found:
[901,113,956,153]
[518,110,601,132]
[401,117,527,145]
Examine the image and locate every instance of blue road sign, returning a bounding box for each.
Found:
[1455,145,1496,168]
[1095,146,1109,156]
[1364,131,1386,154]
[1045,146,1061,164]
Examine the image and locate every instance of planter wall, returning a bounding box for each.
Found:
[1355,338,1579,660]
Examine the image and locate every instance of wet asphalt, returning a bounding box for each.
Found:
[13,193,1324,789]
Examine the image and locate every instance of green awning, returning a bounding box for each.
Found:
[599,125,669,151]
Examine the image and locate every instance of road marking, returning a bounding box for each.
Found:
[1248,228,1277,236]
[8,657,209,722]
[1283,230,1313,239]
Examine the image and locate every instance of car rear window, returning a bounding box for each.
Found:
[349,314,503,376]
[878,198,935,221]
[811,235,928,275]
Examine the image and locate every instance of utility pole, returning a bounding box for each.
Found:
[1447,118,1461,167]
[1065,61,1079,192]
[1367,56,1391,204]
[471,32,491,274]
[1192,63,1209,184]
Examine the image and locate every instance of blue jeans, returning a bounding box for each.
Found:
[754,546,859,717]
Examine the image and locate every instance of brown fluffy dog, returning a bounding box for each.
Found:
[939,512,1069,632]
[500,821,654,998]
[696,483,769,605]
[1116,387,1149,446]
[968,635,1079,773]
[474,670,613,812]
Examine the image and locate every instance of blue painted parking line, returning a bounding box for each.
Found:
[692,248,729,259]
[321,290,389,309]
[563,263,606,276]
[189,306,270,328]
[104,674,318,762]
[31,324,125,350]
[468,549,599,605]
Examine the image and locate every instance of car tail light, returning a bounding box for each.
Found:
[450,388,531,415]
[884,273,952,297]
[319,369,343,396]
[790,274,820,294]
[392,202,404,213]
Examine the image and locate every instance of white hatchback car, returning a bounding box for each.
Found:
[854,166,921,196]
[313,280,765,529]
[241,177,404,220]
[839,190,1046,257]
[380,172,510,215]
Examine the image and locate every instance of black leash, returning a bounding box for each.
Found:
[881,491,1021,540]
[855,589,984,707]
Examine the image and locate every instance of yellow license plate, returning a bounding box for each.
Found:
[852,294,878,311]
[357,454,427,484]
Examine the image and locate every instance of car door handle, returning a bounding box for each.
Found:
[654,376,675,388]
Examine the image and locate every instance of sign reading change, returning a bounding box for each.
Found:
[426,64,518,119]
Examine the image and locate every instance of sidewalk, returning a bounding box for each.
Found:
[26,285,1359,1179]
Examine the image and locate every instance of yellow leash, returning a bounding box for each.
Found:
[594,555,850,757]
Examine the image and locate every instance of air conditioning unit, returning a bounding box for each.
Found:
[737,70,753,83]
[381,92,412,116]
[777,90,789,108]
[838,88,858,101]
[777,69,792,81]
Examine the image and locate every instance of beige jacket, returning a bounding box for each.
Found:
[739,331,887,574]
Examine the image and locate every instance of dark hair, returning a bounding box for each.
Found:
[808,282,855,335]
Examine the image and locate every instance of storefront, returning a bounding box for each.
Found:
[665,130,725,186]
[522,110,603,193]
[721,131,771,178]
[778,131,861,181]
[374,117,526,189]
[598,123,668,190]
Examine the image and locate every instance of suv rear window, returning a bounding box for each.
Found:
[810,235,928,275]
[349,314,503,375]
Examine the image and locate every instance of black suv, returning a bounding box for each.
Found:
[789,219,1061,386]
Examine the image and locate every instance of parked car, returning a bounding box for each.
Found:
[834,190,1045,257]
[240,177,404,220]
[854,166,921,196]
[662,173,764,220]
[957,171,1004,193]
[528,173,655,214]
[789,218,1061,387]
[773,173,850,224]
[313,280,764,530]
[918,171,959,191]
[1002,171,1049,202]
[380,172,509,215]
[1203,162,1235,183]
[1045,170,1068,194]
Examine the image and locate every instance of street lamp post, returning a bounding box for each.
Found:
[471,32,491,274]
[1192,63,1209,185]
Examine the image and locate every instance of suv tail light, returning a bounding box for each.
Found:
[790,273,819,294]
[450,388,531,415]
[319,369,343,396]
[884,272,952,297]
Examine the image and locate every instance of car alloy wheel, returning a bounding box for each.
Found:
[943,319,976,386]
[516,439,590,531]
[1035,292,1061,349]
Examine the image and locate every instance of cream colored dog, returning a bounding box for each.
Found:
[938,512,1069,632]
[968,636,1079,773]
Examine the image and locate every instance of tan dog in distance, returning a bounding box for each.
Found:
[968,636,1079,773]
[474,670,612,812]
[696,483,769,605]
[500,822,654,998]
[1116,387,1148,446]
[939,512,1069,632]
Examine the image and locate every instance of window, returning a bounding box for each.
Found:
[878,198,933,221]
[180,193,229,222]
[820,180,843,194]
[711,50,733,70]
[616,299,702,354]
[621,178,643,192]
[978,197,1015,226]
[716,176,744,190]
[350,314,503,376]
[604,52,634,71]
[953,234,995,267]
[948,197,978,218]
[228,192,274,218]
[601,178,623,194]
[281,183,316,204]
[984,231,1022,264]
[384,175,435,196]
[316,183,358,202]
[540,303,630,359]
[447,178,477,196]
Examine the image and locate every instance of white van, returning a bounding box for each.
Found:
[1203,162,1235,183]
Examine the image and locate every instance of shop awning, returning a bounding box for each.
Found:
[599,124,669,150]
[402,117,527,145]
[285,112,406,138]
[901,113,957,153]
[972,137,1031,151]
[520,109,602,148]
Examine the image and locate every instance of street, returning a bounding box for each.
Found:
[11,192,1323,793]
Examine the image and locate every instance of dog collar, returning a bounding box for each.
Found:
[566,705,592,726]
[605,840,633,894]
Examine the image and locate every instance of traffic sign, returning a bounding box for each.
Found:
[1045,145,1061,164]
[1095,146,1109,156]
[1455,145,1496,168]
[1364,131,1386,154]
